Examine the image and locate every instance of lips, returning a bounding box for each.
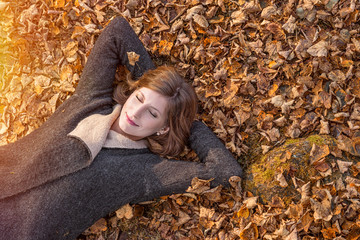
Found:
[126,113,139,126]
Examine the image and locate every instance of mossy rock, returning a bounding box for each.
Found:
[243,134,357,205]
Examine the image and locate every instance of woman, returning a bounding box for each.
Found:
[0,17,242,239]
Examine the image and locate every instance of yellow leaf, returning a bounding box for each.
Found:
[268,83,278,97]
[13,120,25,135]
[60,65,73,81]
[235,205,250,219]
[54,0,65,8]
[158,40,173,55]
[0,122,8,135]
[62,12,68,28]
[0,105,5,115]
[268,60,278,69]
[71,26,86,39]
[63,41,78,58]
[340,58,353,68]
[34,85,44,95]
[50,22,60,35]
[205,84,221,98]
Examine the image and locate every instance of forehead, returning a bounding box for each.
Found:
[137,87,168,113]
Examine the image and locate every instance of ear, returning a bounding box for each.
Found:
[159,126,169,135]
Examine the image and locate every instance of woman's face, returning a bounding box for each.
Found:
[115,87,169,140]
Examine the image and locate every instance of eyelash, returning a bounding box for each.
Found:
[135,95,157,118]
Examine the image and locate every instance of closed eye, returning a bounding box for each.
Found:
[149,110,158,118]
[136,95,143,102]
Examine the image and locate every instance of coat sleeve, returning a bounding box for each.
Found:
[75,17,155,97]
[139,121,243,202]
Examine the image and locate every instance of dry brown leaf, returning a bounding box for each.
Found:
[310,198,332,221]
[88,218,107,233]
[309,144,330,164]
[266,23,285,40]
[239,222,258,240]
[261,6,277,20]
[127,51,140,66]
[282,15,297,33]
[243,196,258,209]
[231,10,247,25]
[203,185,222,202]
[177,210,191,225]
[192,14,208,28]
[5,1,360,239]
[275,173,288,187]
[337,160,353,173]
[116,204,134,220]
[186,177,211,194]
[185,5,204,21]
[307,40,328,57]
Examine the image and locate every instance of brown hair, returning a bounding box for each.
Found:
[113,66,198,156]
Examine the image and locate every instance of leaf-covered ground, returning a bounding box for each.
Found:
[1,0,360,239]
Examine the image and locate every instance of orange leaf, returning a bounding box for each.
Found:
[49,22,60,35]
[71,26,86,39]
[203,36,220,47]
[88,218,107,233]
[239,222,258,240]
[310,144,330,164]
[53,0,65,8]
[62,12,68,27]
[234,205,250,219]
[158,40,173,55]
[268,83,278,97]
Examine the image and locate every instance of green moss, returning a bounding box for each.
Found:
[306,135,325,145]
[284,138,301,145]
[250,153,291,186]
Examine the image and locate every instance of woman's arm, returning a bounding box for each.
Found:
[140,121,243,202]
[75,17,155,96]
[189,121,244,185]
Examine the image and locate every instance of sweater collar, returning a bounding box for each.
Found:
[68,104,147,160]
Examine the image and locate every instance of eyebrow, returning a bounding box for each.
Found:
[138,90,162,115]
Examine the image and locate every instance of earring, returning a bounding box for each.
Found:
[156,132,160,136]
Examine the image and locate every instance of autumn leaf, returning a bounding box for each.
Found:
[4,1,360,239]
[88,218,107,233]
[53,0,65,8]
[266,22,285,40]
[309,144,330,164]
[71,26,86,39]
[186,177,211,194]
[239,222,258,240]
[116,204,134,220]
[307,40,328,57]
[337,160,353,173]
[127,51,140,66]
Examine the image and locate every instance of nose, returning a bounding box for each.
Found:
[131,105,145,119]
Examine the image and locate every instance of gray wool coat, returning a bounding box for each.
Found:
[0,17,243,239]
